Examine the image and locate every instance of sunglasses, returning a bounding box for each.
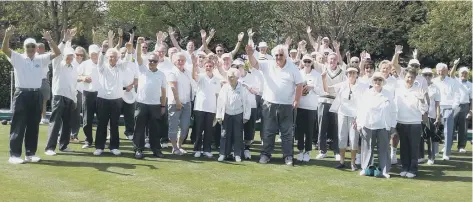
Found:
[26,45,36,48]
[303,60,312,64]
[76,54,84,57]
[423,74,433,77]
[148,59,158,64]
[410,64,420,68]
[275,54,284,57]
[324,52,329,55]
[373,78,383,82]
[216,50,224,52]
[352,61,359,63]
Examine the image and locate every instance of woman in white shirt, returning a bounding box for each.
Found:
[355,72,396,179]
[216,68,251,162]
[420,68,441,165]
[395,68,428,179]
[331,64,368,170]
[295,55,323,162]
[192,59,221,158]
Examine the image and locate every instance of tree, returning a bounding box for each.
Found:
[409,1,472,67]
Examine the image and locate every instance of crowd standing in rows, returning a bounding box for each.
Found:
[3,24,472,179]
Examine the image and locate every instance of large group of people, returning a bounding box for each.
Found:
[3,25,471,179]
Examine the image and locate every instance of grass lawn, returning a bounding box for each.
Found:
[0,125,471,202]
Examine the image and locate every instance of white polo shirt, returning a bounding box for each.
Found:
[167,66,194,104]
[249,68,264,95]
[395,80,429,124]
[299,69,323,110]
[51,55,79,103]
[258,60,304,105]
[157,58,174,76]
[36,52,51,79]
[194,73,221,113]
[432,76,461,109]
[456,78,472,104]
[72,59,83,93]
[97,53,130,100]
[136,64,167,105]
[78,59,100,92]
[336,81,369,117]
[122,62,139,104]
[8,50,51,88]
[239,72,259,108]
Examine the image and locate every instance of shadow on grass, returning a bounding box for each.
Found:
[35,159,158,176]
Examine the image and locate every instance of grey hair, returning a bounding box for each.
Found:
[172,52,187,63]
[271,45,289,59]
[106,48,119,57]
[226,68,240,79]
[36,43,45,48]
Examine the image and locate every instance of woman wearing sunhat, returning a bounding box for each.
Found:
[355,72,396,178]
[420,68,441,165]
[295,55,323,162]
[330,64,368,171]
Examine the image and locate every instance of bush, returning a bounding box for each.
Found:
[0,51,13,109]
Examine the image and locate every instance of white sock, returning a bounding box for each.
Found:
[391,147,397,156]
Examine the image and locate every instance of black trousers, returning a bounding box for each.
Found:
[70,91,82,138]
[318,102,338,154]
[82,91,98,145]
[133,103,164,151]
[193,110,215,152]
[95,98,122,150]
[220,113,244,156]
[255,95,263,140]
[9,90,43,157]
[244,108,257,142]
[397,123,422,174]
[295,108,316,151]
[45,95,75,151]
[144,99,169,143]
[214,123,222,148]
[190,101,196,143]
[121,99,136,137]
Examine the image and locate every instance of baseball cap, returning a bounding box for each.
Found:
[459,67,469,74]
[258,42,268,48]
[88,45,100,54]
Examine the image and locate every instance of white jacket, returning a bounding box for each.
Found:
[216,82,251,121]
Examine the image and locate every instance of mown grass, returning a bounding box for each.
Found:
[0,125,471,202]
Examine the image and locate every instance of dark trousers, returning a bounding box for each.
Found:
[82,91,98,145]
[318,102,338,154]
[133,103,164,151]
[45,95,75,151]
[214,122,222,148]
[220,113,244,156]
[95,98,122,150]
[255,95,263,140]
[295,108,316,151]
[313,113,319,145]
[454,103,470,149]
[70,91,82,137]
[397,123,422,174]
[144,99,169,144]
[121,99,136,137]
[193,110,215,152]
[9,90,43,157]
[422,118,440,160]
[244,108,257,142]
[190,101,196,143]
[260,101,294,158]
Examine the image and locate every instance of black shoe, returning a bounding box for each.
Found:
[153,150,165,158]
[336,163,346,169]
[135,151,144,159]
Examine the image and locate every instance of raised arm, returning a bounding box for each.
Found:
[205,28,215,46]
[168,27,182,51]
[92,28,99,45]
[191,53,198,81]
[107,30,115,49]
[449,58,460,78]
[2,26,15,57]
[332,40,343,65]
[114,28,123,49]
[136,37,144,66]
[284,36,292,49]
[43,30,61,60]
[230,32,244,58]
[392,45,403,75]
[306,26,320,52]
[200,29,210,55]
[245,45,259,70]
[247,28,255,47]
[359,51,366,76]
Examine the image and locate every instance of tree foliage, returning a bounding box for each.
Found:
[408,1,472,67]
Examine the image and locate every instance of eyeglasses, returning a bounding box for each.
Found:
[303,60,312,64]
[148,59,158,64]
[142,46,148,49]
[324,52,329,55]
[410,64,420,68]
[199,56,206,59]
[352,61,359,63]
[26,45,36,49]
[423,74,433,77]
[216,50,224,52]
[75,54,84,57]
[275,54,284,57]
[373,78,383,82]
